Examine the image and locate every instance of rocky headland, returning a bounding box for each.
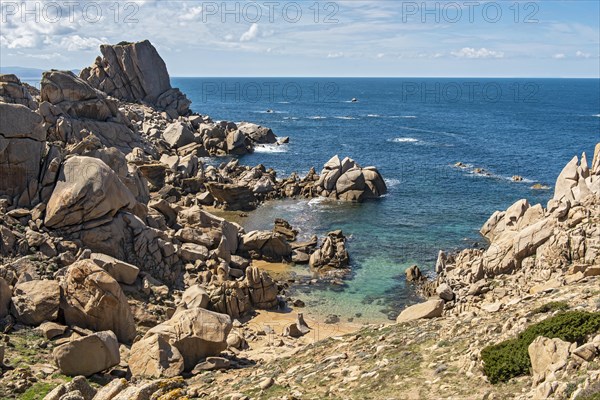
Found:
[0,39,599,400]
[0,39,389,399]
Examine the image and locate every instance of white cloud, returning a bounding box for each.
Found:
[59,35,107,51]
[575,50,591,58]
[180,6,203,21]
[0,1,598,77]
[240,24,259,42]
[4,35,40,49]
[553,53,566,59]
[451,47,504,59]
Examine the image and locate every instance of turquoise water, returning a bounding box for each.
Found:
[174,78,600,322]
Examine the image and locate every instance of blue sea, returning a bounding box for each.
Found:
[172,77,600,322]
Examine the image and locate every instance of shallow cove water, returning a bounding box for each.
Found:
[174,77,600,323]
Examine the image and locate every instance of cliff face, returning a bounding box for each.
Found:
[80,40,191,116]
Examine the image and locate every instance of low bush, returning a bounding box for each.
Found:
[531,301,569,315]
[481,311,600,384]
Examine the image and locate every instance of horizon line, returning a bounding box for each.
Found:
[2,66,599,80]
[170,75,600,79]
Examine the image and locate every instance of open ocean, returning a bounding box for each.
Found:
[173,77,600,322]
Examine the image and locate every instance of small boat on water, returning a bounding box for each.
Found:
[351,98,358,102]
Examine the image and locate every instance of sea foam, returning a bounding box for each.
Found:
[254,144,288,153]
[388,137,420,143]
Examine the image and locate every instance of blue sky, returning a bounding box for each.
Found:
[1,0,599,77]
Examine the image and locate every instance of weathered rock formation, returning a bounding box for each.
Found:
[238,231,292,262]
[80,40,191,116]
[128,307,232,377]
[396,299,444,323]
[59,260,136,342]
[39,70,147,153]
[44,156,137,229]
[0,74,38,109]
[0,102,46,206]
[316,155,387,201]
[53,331,120,376]
[11,279,60,325]
[309,230,350,271]
[430,145,600,315]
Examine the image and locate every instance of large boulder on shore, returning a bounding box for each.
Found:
[0,278,11,318]
[552,151,600,203]
[245,266,279,309]
[237,122,277,144]
[0,74,38,109]
[76,211,184,286]
[162,121,195,149]
[53,331,120,377]
[39,70,145,153]
[0,102,46,206]
[528,336,571,385]
[45,156,137,229]
[226,129,252,155]
[11,280,60,325]
[80,40,190,115]
[60,260,136,343]
[309,230,349,270]
[238,231,292,262]
[206,183,257,211]
[316,156,387,201]
[41,70,104,105]
[396,300,444,323]
[89,253,140,285]
[128,308,232,377]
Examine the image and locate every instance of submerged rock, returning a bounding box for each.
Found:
[405,265,424,282]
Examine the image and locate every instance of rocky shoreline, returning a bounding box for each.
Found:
[0,39,390,398]
[1,39,599,400]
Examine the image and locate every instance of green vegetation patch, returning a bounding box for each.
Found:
[531,301,569,315]
[481,311,600,384]
[577,381,600,400]
[19,382,56,400]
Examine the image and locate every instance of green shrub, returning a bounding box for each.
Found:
[481,311,600,384]
[577,381,600,400]
[579,394,600,400]
[531,301,569,315]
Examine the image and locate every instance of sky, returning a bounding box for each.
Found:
[0,0,599,77]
